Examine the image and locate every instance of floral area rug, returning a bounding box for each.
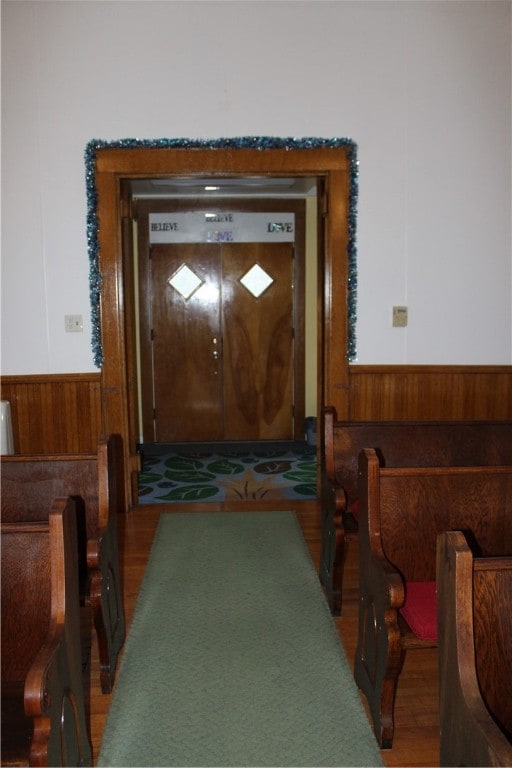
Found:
[138,441,317,503]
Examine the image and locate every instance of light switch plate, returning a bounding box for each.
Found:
[392,306,408,327]
[65,314,83,332]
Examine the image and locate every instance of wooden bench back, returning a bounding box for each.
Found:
[1,434,125,534]
[324,408,512,504]
[1,522,52,683]
[437,530,512,766]
[1,453,98,529]
[360,449,512,583]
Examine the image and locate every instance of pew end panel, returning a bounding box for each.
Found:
[354,449,512,748]
[319,407,347,614]
[1,499,92,767]
[353,448,409,749]
[87,433,126,693]
[437,530,512,767]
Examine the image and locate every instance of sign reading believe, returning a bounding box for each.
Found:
[149,212,295,244]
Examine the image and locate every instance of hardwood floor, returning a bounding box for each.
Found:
[85,499,439,766]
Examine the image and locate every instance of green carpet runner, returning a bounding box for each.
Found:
[99,511,382,767]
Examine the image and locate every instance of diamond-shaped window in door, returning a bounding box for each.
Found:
[168,264,204,300]
[240,263,274,298]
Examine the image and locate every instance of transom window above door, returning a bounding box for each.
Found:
[148,211,296,245]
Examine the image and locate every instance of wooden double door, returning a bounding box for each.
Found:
[149,241,296,442]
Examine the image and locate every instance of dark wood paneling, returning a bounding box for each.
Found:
[1,374,102,454]
[2,366,509,457]
[348,366,512,420]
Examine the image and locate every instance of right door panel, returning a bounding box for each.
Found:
[221,242,294,440]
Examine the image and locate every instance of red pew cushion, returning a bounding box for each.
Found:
[399,581,437,641]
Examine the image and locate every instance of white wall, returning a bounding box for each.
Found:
[1,0,511,374]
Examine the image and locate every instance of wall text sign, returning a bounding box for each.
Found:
[149,212,295,244]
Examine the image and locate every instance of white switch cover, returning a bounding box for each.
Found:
[392,306,408,327]
[65,314,83,332]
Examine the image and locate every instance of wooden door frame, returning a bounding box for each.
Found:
[135,197,307,443]
[91,142,355,506]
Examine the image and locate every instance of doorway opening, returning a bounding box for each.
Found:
[132,192,314,445]
[86,138,357,505]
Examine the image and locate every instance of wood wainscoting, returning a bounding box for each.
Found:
[1,373,101,454]
[348,366,512,420]
[1,366,510,457]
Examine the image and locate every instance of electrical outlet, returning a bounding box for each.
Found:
[392,306,408,327]
[65,314,83,332]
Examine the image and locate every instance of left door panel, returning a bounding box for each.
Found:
[150,243,223,442]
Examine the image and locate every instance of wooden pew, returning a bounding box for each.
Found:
[353,448,512,748]
[1,497,93,767]
[320,407,512,613]
[436,530,512,767]
[1,434,126,694]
